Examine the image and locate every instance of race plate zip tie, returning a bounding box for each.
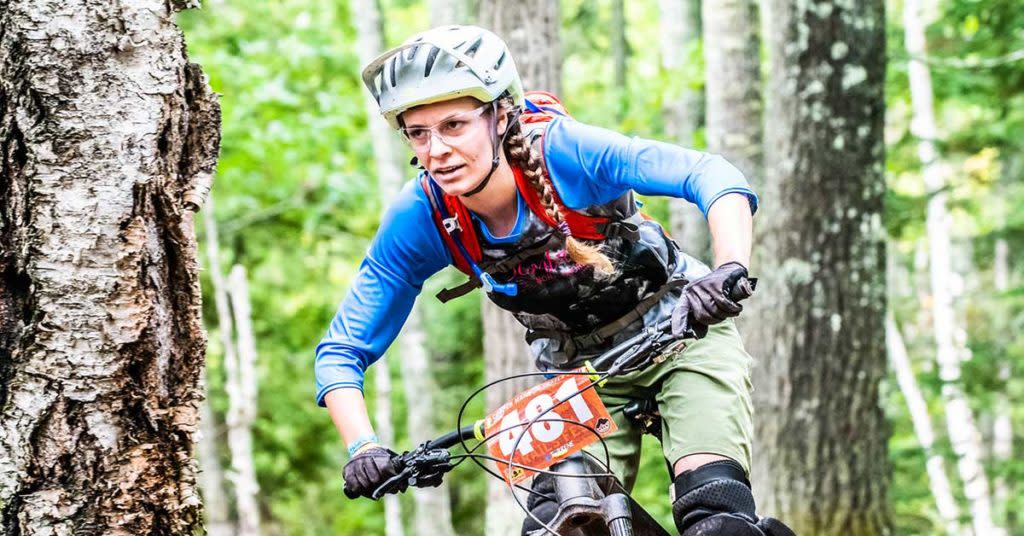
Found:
[584,361,607,388]
[473,420,486,442]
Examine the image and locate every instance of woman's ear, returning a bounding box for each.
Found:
[495,105,512,137]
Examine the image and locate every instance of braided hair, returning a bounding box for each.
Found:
[499,99,616,276]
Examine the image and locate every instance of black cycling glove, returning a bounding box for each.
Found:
[672,262,754,338]
[343,446,404,499]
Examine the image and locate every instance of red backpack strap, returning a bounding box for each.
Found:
[420,176,481,275]
[512,159,612,241]
[522,90,572,124]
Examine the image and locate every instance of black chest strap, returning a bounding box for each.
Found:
[434,234,561,303]
[525,277,688,364]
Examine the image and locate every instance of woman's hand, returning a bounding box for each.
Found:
[343,445,405,499]
[671,262,753,338]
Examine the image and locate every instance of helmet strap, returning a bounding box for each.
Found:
[463,101,521,198]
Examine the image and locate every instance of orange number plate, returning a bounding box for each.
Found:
[482,371,617,485]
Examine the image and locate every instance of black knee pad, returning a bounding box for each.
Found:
[521,473,557,536]
[671,459,760,535]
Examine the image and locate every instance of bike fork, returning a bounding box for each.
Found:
[602,493,634,536]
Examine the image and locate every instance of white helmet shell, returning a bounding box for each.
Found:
[361,25,525,129]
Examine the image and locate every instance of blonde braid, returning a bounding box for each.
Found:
[503,112,615,276]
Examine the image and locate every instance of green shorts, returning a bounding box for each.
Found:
[583,320,754,491]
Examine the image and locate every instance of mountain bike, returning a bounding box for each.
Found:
[346,278,754,536]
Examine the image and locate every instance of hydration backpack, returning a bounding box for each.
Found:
[421,91,646,302]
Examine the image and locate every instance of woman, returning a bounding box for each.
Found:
[316,25,793,536]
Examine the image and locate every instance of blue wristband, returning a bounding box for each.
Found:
[347,434,380,457]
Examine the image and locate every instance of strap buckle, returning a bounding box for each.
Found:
[442,216,461,234]
[599,221,640,241]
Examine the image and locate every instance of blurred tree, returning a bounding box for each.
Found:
[226,265,263,536]
[477,3,563,534]
[197,372,232,536]
[429,0,470,25]
[886,313,961,535]
[0,1,219,534]
[748,0,891,533]
[351,1,407,534]
[702,0,761,191]
[661,0,708,257]
[991,238,1011,518]
[201,197,239,536]
[904,0,1001,533]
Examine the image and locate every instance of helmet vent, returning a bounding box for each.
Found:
[465,36,483,57]
[405,43,420,61]
[389,56,398,87]
[495,49,506,69]
[424,46,440,77]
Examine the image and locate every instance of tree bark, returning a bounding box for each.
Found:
[476,5,561,533]
[226,265,261,536]
[886,316,961,535]
[0,1,219,534]
[903,0,1000,533]
[749,1,891,534]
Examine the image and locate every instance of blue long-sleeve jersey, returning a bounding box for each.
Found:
[314,117,757,406]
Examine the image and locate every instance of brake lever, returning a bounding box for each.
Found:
[371,466,415,500]
[368,446,453,500]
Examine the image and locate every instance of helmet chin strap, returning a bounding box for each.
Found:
[463,101,521,198]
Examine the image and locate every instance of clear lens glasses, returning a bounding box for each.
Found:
[399,103,491,150]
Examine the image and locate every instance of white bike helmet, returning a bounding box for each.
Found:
[362,25,525,129]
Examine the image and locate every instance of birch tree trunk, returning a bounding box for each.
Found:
[200,199,236,536]
[748,1,891,533]
[224,266,261,536]
[477,4,561,533]
[886,316,961,535]
[904,0,1000,533]
[660,0,708,256]
[0,1,219,534]
[350,2,406,534]
[197,381,232,536]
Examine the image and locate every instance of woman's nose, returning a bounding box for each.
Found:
[427,131,452,157]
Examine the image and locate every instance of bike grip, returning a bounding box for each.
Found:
[728,276,757,302]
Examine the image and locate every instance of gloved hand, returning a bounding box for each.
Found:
[672,262,754,339]
[343,445,404,499]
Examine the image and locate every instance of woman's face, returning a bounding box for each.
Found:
[400,97,506,197]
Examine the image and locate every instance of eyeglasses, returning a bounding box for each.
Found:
[399,103,491,150]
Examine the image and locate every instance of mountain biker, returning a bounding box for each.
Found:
[316,25,795,536]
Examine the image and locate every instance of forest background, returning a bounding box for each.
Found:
[176,0,1024,534]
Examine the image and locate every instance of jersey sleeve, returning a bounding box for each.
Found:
[541,117,759,217]
[314,179,451,406]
